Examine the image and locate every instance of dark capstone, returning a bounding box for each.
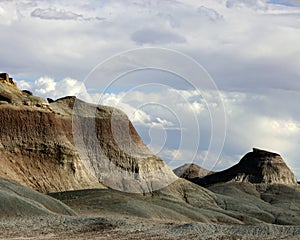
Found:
[0,73,9,81]
[22,90,33,96]
[194,148,297,187]
[47,98,54,103]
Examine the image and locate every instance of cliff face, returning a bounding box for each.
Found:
[0,103,104,192]
[0,74,177,193]
[196,148,297,187]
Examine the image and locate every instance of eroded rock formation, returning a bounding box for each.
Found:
[196,148,297,186]
[0,73,177,193]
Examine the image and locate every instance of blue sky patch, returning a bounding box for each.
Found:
[267,0,296,7]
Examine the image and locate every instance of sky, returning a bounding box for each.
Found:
[1,0,300,178]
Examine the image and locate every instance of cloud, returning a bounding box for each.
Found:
[17,79,31,89]
[131,28,186,45]
[34,76,56,95]
[197,6,224,21]
[1,0,300,85]
[98,91,179,129]
[17,76,94,102]
[30,7,106,21]
[31,8,82,20]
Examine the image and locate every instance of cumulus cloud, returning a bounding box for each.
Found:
[98,91,179,129]
[34,76,56,95]
[17,76,94,102]
[17,79,32,89]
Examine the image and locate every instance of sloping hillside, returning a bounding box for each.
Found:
[0,178,75,217]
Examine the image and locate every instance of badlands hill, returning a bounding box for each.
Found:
[195,148,297,187]
[0,178,74,217]
[173,163,214,181]
[0,73,176,193]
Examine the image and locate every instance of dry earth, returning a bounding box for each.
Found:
[1,215,300,240]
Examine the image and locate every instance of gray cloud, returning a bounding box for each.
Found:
[131,28,186,45]
[31,8,83,20]
[197,6,224,21]
[30,7,106,21]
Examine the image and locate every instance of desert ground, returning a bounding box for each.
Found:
[2,215,300,240]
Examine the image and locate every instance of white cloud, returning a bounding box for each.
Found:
[133,109,152,124]
[98,91,178,129]
[260,118,300,136]
[34,76,56,95]
[17,76,94,102]
[17,79,32,89]
[154,117,174,127]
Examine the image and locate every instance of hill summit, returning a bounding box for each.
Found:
[196,148,297,186]
[173,163,213,181]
